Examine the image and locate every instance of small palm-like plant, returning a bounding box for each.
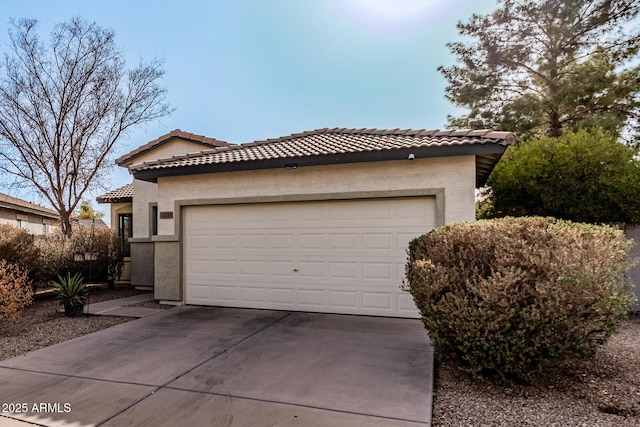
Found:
[53,272,88,317]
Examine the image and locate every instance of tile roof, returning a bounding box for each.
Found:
[74,218,109,229]
[96,183,133,204]
[115,129,230,166]
[0,192,59,218]
[129,128,515,174]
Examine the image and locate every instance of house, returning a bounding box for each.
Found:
[0,192,59,235]
[97,129,229,288]
[99,127,514,317]
[74,218,110,229]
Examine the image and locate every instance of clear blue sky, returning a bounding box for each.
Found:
[0,0,497,223]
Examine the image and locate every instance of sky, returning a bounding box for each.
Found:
[0,0,498,224]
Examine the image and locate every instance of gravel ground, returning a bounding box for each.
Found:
[432,315,640,426]
[2,288,638,425]
[0,283,158,361]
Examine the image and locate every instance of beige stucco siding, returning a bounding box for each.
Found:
[0,208,59,236]
[132,179,158,239]
[123,139,216,168]
[152,156,476,237]
[137,155,476,302]
[109,202,132,231]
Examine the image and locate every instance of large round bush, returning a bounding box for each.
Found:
[404,217,635,381]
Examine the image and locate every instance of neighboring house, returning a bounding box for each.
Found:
[74,218,110,229]
[99,127,514,317]
[0,192,59,235]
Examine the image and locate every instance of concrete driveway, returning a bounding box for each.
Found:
[0,306,433,426]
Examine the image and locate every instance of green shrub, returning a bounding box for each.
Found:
[404,217,636,382]
[0,260,33,323]
[53,272,88,316]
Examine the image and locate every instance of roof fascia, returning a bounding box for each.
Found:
[132,143,509,183]
[0,202,59,219]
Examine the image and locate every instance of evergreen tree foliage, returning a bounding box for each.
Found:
[439,0,640,141]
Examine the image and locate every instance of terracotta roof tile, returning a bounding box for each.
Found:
[115,129,230,166]
[128,127,515,174]
[96,183,133,204]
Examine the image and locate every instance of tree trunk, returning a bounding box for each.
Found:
[547,109,562,137]
[60,211,73,237]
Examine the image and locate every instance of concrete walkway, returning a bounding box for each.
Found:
[85,293,166,318]
[0,306,434,426]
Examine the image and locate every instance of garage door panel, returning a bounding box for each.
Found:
[240,234,266,249]
[362,262,393,280]
[213,234,238,249]
[268,288,295,304]
[297,261,324,277]
[362,233,392,250]
[239,286,265,302]
[329,262,358,279]
[298,289,325,307]
[188,260,211,274]
[184,198,434,318]
[240,260,265,275]
[267,234,296,249]
[298,233,325,249]
[187,234,211,249]
[329,233,359,250]
[268,260,297,276]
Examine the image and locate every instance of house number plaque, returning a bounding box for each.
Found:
[159,211,173,219]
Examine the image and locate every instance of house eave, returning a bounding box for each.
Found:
[0,201,59,219]
[132,143,509,185]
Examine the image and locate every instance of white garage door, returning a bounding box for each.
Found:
[184,197,436,318]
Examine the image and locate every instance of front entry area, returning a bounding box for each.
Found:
[183,197,436,317]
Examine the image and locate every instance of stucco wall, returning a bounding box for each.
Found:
[131,241,154,289]
[132,179,158,239]
[143,156,477,301]
[123,139,216,168]
[110,202,132,231]
[154,156,476,237]
[0,208,58,236]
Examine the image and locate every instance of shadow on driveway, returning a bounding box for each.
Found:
[0,306,433,426]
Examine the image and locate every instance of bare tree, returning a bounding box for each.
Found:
[0,17,172,235]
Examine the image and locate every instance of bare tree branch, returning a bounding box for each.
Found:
[0,17,173,235]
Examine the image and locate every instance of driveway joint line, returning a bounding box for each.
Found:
[162,385,430,425]
[0,365,165,388]
[159,311,292,386]
[0,414,47,426]
[96,310,292,426]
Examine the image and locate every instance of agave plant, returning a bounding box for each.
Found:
[53,272,88,317]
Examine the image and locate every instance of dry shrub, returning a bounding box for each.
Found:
[33,226,124,285]
[33,231,74,286]
[0,224,40,272]
[0,260,33,323]
[405,217,636,382]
